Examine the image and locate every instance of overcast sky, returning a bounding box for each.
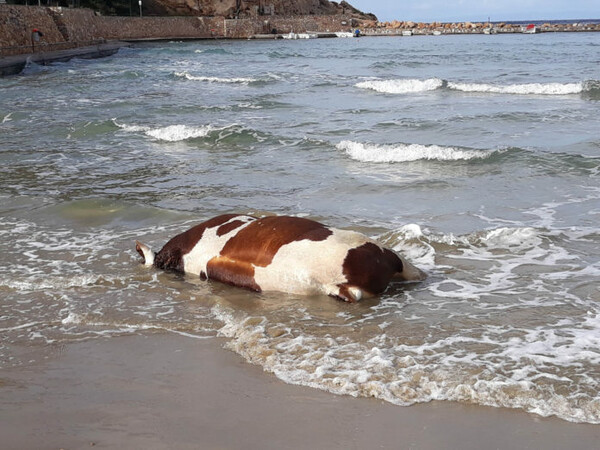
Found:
[348,0,599,23]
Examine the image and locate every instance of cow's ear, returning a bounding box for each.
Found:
[135,241,155,266]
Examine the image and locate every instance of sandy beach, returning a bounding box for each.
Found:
[1,333,599,450]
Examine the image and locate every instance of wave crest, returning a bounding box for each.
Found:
[356,78,443,94]
[449,81,584,95]
[174,71,257,84]
[337,140,496,163]
[354,77,596,96]
[114,120,214,142]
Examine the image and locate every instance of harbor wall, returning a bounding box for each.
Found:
[0,5,355,56]
[2,5,599,57]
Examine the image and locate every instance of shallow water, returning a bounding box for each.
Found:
[1,32,599,423]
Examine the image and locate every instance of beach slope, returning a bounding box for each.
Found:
[1,334,599,449]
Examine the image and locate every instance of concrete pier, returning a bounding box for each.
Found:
[0,41,129,76]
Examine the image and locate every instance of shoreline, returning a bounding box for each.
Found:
[2,28,599,77]
[1,333,599,449]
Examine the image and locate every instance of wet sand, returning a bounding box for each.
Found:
[1,334,599,449]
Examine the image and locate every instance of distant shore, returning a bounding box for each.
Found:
[366,19,600,36]
[2,5,599,58]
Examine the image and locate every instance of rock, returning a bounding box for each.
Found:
[145,0,377,20]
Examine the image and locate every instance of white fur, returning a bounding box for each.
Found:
[182,215,254,276]
[254,228,376,296]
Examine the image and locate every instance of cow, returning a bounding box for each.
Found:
[135,214,425,302]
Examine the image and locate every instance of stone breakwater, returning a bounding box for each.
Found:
[366,20,600,35]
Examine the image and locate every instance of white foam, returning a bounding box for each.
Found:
[0,322,42,332]
[112,120,149,133]
[212,304,600,424]
[384,224,585,308]
[478,227,540,249]
[356,78,443,94]
[174,71,257,84]
[498,315,600,367]
[61,311,83,326]
[1,274,118,292]
[113,119,214,142]
[394,223,424,240]
[145,124,213,142]
[355,78,585,96]
[60,311,214,339]
[337,140,495,163]
[448,81,584,95]
[385,224,437,269]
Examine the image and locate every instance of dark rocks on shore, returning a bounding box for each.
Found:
[143,0,376,21]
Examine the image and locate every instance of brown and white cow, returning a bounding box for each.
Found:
[135,214,425,302]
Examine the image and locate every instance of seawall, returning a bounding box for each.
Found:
[0,5,356,57]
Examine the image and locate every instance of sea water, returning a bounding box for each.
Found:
[1,32,599,423]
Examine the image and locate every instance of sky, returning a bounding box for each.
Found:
[347,0,599,23]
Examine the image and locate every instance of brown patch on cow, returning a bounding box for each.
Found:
[206,256,261,292]
[217,220,246,237]
[220,216,333,268]
[341,243,403,296]
[154,214,246,272]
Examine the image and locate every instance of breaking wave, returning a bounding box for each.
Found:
[356,78,444,94]
[173,70,274,85]
[448,81,584,95]
[337,140,499,162]
[355,78,598,96]
[174,71,256,84]
[112,120,274,145]
[113,121,215,142]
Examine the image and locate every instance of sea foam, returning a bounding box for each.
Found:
[174,71,257,84]
[356,78,444,94]
[113,120,215,142]
[145,124,213,142]
[355,77,588,96]
[213,301,600,424]
[337,140,495,162]
[448,81,584,95]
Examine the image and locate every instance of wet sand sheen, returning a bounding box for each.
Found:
[1,334,599,449]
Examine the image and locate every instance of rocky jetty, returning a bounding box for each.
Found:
[365,20,600,35]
